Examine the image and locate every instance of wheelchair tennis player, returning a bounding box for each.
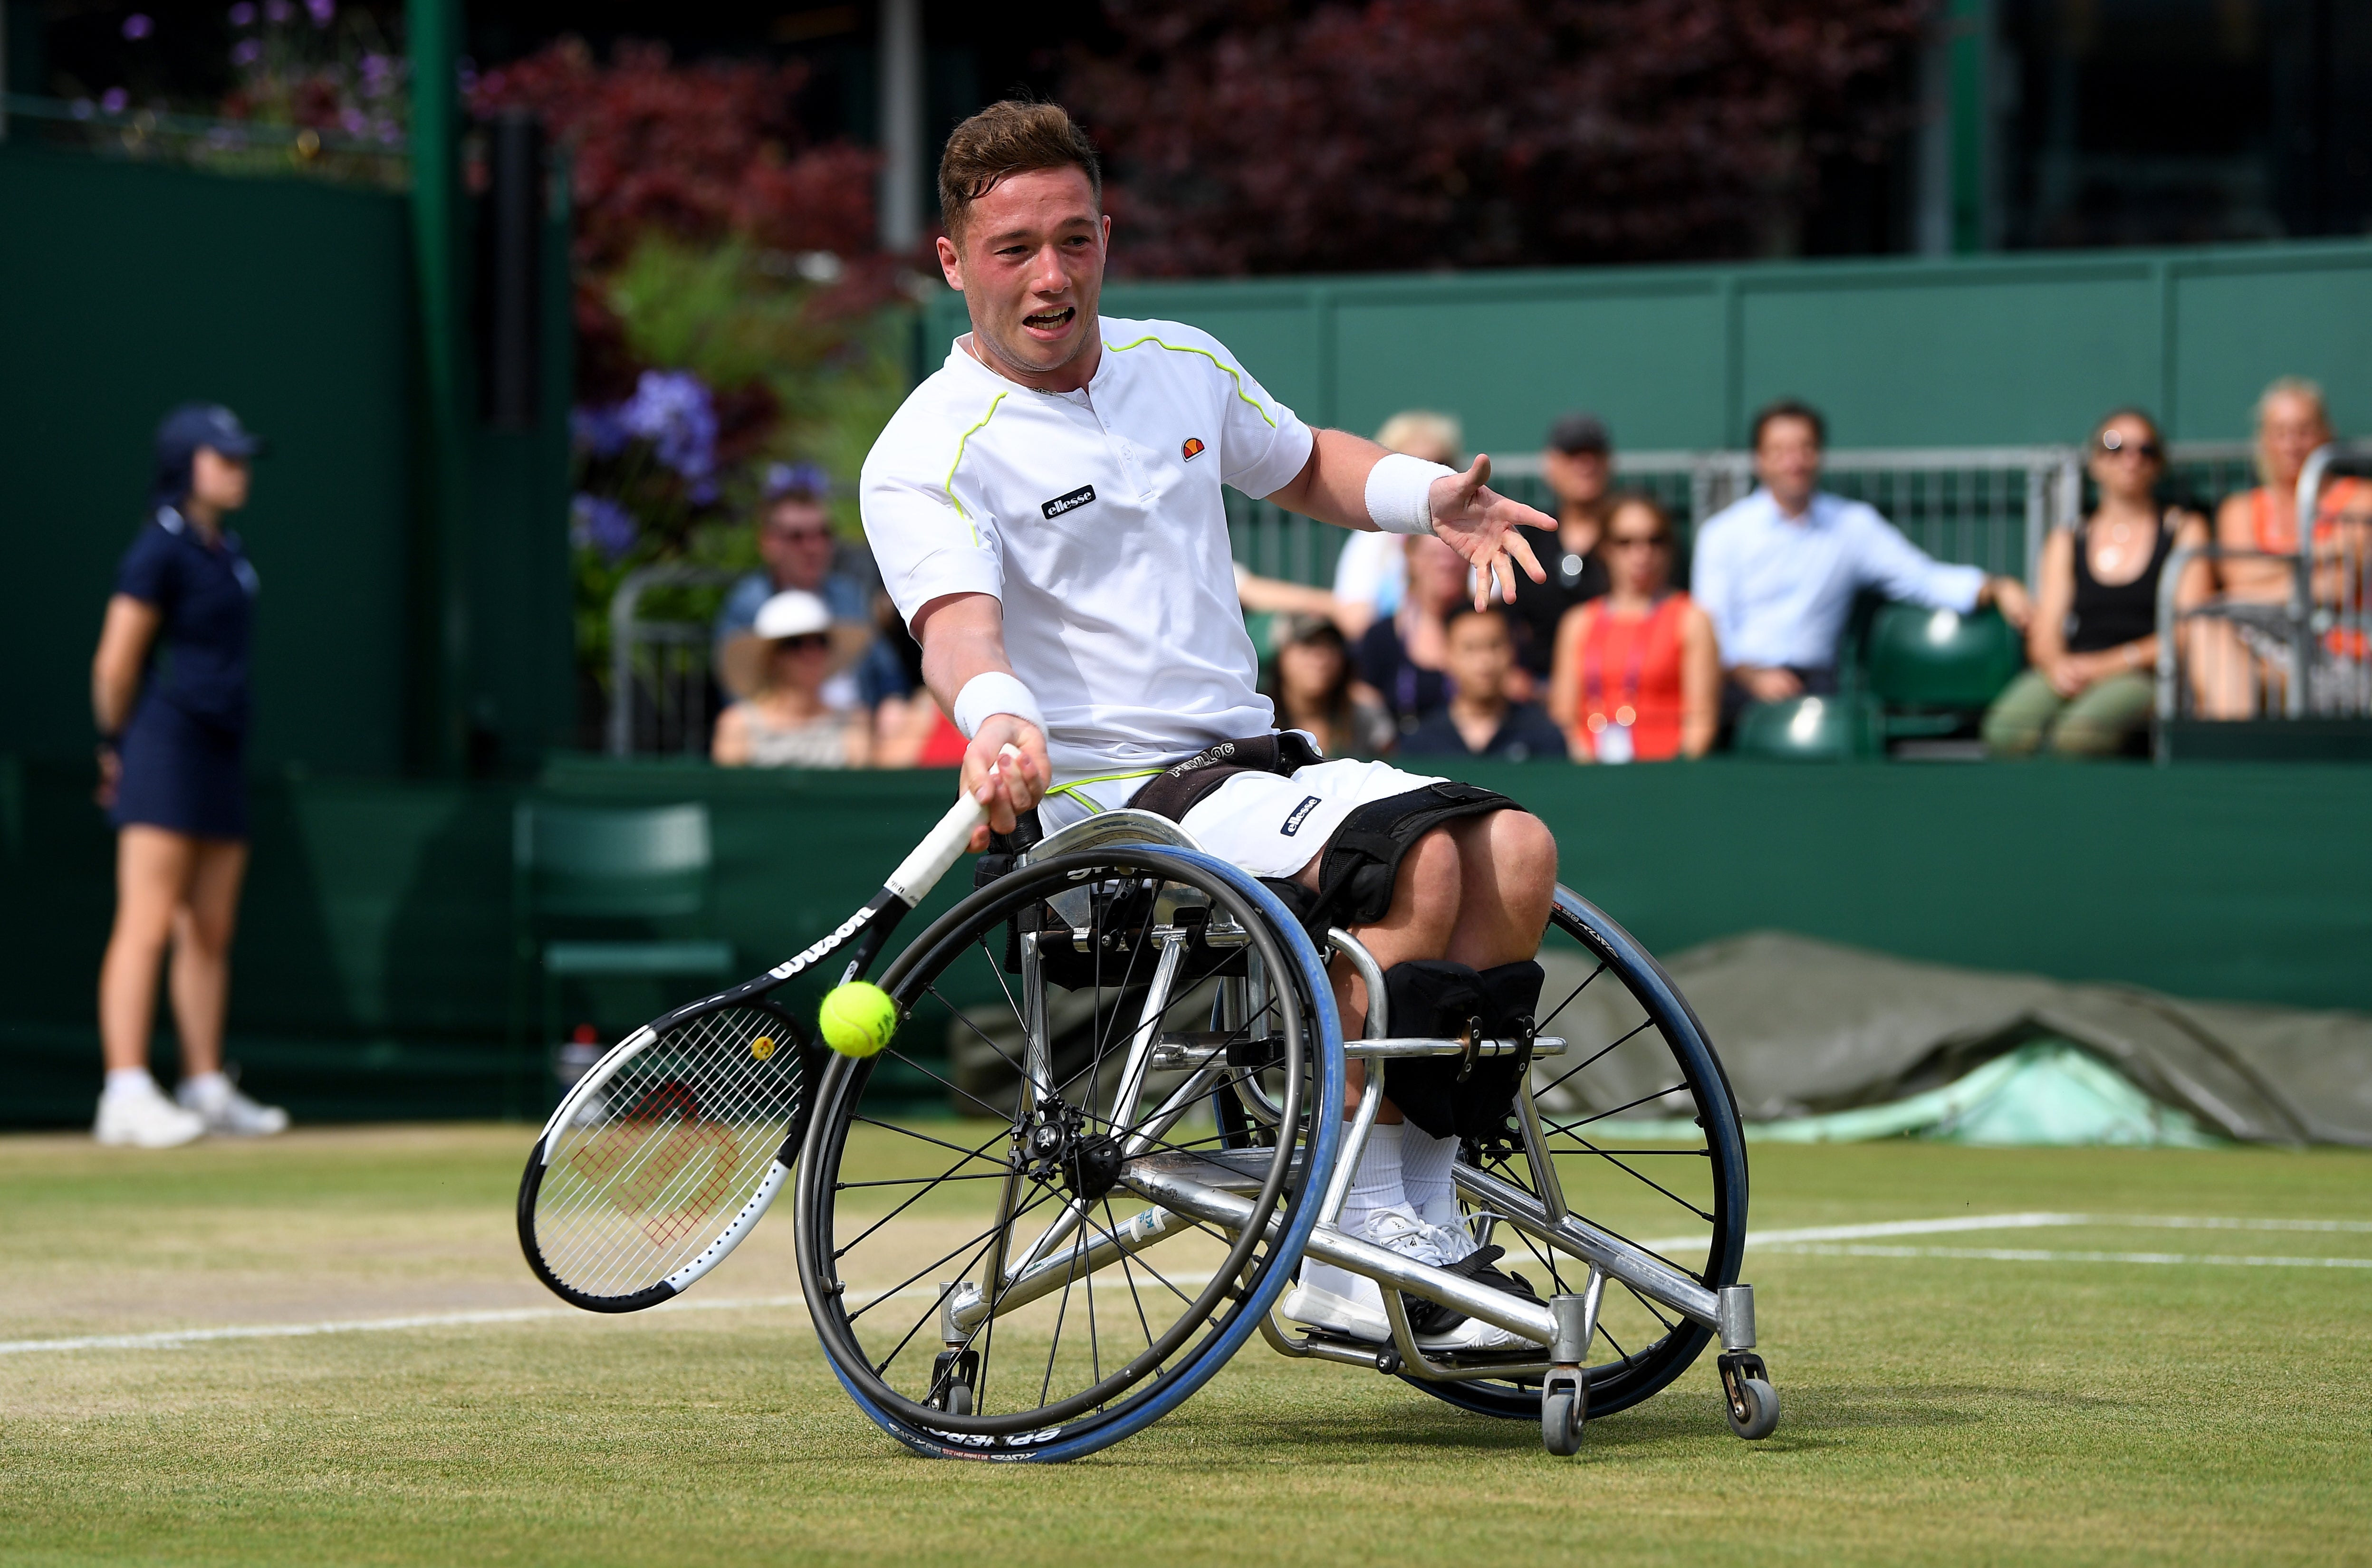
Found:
[862,101,1565,1354]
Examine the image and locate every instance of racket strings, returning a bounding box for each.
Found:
[534,1006,807,1298]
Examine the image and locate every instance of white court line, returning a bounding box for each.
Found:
[10,1213,2365,1358]
[1639,1212,2372,1252]
[1762,1244,2372,1270]
[0,1268,1222,1359]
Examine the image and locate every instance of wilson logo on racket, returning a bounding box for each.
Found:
[770,908,874,980]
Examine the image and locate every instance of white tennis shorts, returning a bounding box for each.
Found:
[1038,756,1448,880]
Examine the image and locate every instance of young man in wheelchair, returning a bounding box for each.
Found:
[861,102,1563,1353]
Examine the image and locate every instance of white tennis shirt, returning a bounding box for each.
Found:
[861,316,1317,780]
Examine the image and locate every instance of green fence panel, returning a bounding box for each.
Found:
[5,752,2368,1128]
[926,240,2372,453]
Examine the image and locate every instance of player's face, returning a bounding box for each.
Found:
[939,167,1109,390]
[1753,416,1822,514]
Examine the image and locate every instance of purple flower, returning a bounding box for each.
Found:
[571,495,639,561]
[100,87,129,114]
[571,404,630,460]
[375,119,401,145]
[617,371,718,482]
[264,0,292,22]
[360,51,393,95]
[230,37,261,63]
[338,107,367,135]
[764,461,832,500]
[122,14,153,39]
[304,0,332,24]
[229,1,255,21]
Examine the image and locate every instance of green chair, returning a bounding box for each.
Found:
[1732,691,1887,760]
[1864,602,2025,741]
[509,801,735,1115]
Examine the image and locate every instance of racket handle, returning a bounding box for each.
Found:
[882,745,1020,906]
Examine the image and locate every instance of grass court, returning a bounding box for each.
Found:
[3,1125,2366,1566]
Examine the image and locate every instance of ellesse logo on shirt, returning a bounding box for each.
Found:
[1042,485,1097,519]
[1181,437,1206,461]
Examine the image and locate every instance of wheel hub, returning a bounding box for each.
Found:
[1017,1101,1124,1202]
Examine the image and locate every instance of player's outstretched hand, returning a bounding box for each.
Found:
[1429,456,1551,610]
[961,714,1050,850]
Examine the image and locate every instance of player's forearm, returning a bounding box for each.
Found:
[1266,429,1392,531]
[913,592,1018,716]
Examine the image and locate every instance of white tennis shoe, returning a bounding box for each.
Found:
[93,1082,205,1148]
[178,1078,290,1137]
[1277,1205,1529,1352]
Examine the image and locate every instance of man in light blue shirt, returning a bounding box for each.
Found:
[1691,400,2030,713]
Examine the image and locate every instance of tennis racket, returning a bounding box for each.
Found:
[518,763,1008,1313]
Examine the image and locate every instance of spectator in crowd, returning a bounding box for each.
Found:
[716,467,891,710]
[1504,411,1616,685]
[871,614,971,768]
[1986,410,2210,756]
[1260,612,1395,760]
[1548,495,1719,762]
[1358,533,1472,730]
[712,591,871,768]
[88,403,289,1147]
[1329,411,1463,639]
[1400,607,1569,761]
[1692,399,2032,723]
[2185,378,2350,717]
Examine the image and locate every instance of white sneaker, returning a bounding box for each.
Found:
[1277,1206,1528,1351]
[177,1080,290,1137]
[1421,1216,1482,1263]
[93,1084,206,1148]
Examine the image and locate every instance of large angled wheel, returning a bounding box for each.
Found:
[1406,885,1748,1422]
[795,845,1344,1462]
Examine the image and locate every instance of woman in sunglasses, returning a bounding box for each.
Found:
[1547,495,1719,761]
[1983,409,2209,756]
[712,591,873,768]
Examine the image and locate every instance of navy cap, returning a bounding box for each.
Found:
[151,403,264,508]
[158,402,265,460]
[1546,411,1610,454]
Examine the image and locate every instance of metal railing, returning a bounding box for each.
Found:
[2155,441,2372,736]
[606,565,741,758]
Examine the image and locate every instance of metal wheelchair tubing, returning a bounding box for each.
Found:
[798,844,1346,1463]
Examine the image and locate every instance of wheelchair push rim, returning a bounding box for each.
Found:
[794,845,1344,1461]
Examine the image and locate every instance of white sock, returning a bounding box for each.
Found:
[1400,1126,1463,1231]
[104,1067,160,1101]
[179,1071,233,1110]
[1337,1121,1405,1236]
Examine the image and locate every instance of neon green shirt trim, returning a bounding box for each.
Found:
[1043,767,1166,815]
[1102,335,1278,429]
[944,390,1009,544]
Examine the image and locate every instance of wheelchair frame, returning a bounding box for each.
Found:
[797,807,1776,1459]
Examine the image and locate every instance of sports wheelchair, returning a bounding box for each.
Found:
[792,808,1772,1462]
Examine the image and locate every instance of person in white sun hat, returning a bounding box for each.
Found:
[861,101,1564,1352]
[712,590,873,769]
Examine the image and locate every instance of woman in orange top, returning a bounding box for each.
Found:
[1548,495,1720,761]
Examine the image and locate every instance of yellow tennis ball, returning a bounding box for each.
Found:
[819,982,899,1059]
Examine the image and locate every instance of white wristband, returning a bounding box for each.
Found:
[952,671,1046,740]
[1365,452,1456,536]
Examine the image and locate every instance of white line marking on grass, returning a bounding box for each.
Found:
[0,1269,1225,1358]
[1761,1243,2372,1269]
[1640,1213,2372,1252]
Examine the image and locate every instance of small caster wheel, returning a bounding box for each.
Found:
[1718,1350,1779,1440]
[1540,1378,1585,1456]
[945,1384,974,1416]
[1725,1377,1778,1440]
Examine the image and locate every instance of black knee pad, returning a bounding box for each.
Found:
[1379,959,1545,1143]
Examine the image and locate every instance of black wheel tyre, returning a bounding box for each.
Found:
[1541,1388,1585,1456]
[1727,1377,1779,1440]
[794,846,1343,1463]
[1406,886,1749,1425]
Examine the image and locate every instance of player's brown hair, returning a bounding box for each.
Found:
[937,101,1102,242]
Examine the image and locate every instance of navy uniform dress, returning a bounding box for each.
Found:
[110,505,259,841]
